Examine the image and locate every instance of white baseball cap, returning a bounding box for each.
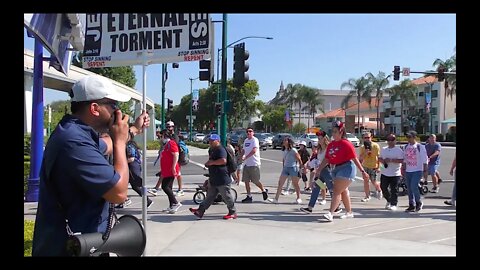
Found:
[166,121,175,127]
[299,141,307,147]
[71,75,131,102]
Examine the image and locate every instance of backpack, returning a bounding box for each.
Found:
[224,146,237,174]
[178,140,189,166]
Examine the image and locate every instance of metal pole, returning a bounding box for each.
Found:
[189,78,193,142]
[141,63,147,254]
[161,64,166,130]
[216,48,221,131]
[48,104,51,137]
[220,13,228,146]
[25,39,44,202]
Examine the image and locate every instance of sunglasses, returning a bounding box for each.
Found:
[96,100,119,110]
[247,130,253,133]
[363,137,370,139]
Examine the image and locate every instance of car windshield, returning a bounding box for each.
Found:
[308,134,317,139]
[346,133,356,138]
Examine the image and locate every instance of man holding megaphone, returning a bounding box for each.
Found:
[32,75,150,256]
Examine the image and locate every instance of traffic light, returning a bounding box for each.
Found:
[214,102,222,116]
[199,60,213,82]
[437,67,445,82]
[167,98,173,112]
[393,66,400,81]
[233,42,249,88]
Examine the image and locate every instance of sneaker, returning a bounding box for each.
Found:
[115,203,124,209]
[389,205,398,211]
[189,208,204,219]
[168,203,182,214]
[241,196,253,203]
[305,187,311,192]
[431,186,439,193]
[438,178,443,184]
[223,213,238,220]
[318,199,327,205]
[376,191,383,200]
[295,198,302,204]
[415,202,423,212]
[299,207,312,214]
[405,205,415,212]
[262,189,269,200]
[161,206,172,212]
[333,207,343,214]
[267,198,278,204]
[323,212,333,222]
[281,190,290,196]
[123,198,132,207]
[147,188,159,196]
[175,190,185,196]
[147,200,154,209]
[444,200,453,206]
[361,197,371,202]
[385,203,391,210]
[340,212,354,219]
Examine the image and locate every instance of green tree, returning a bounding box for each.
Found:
[154,104,163,121]
[293,122,307,134]
[262,104,289,132]
[433,48,456,120]
[388,79,417,134]
[227,79,261,129]
[301,86,325,130]
[365,71,390,136]
[340,77,370,137]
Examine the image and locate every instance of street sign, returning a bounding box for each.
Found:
[192,101,199,112]
[186,115,196,120]
[192,89,199,101]
[402,67,410,76]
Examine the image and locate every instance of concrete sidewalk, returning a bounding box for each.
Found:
[24,175,456,256]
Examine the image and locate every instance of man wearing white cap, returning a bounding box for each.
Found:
[33,75,150,256]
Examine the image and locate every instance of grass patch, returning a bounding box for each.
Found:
[24,220,35,256]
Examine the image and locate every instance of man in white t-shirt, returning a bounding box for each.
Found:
[241,128,269,203]
[379,134,404,211]
[401,130,428,213]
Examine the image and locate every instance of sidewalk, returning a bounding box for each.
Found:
[24,175,456,256]
[146,146,208,158]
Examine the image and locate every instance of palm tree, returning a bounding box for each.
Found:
[388,79,417,134]
[302,87,325,130]
[282,83,304,127]
[433,49,456,120]
[340,77,370,137]
[366,72,390,136]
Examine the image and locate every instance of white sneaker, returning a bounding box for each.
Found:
[295,198,302,204]
[161,206,172,212]
[281,190,290,196]
[385,203,391,210]
[340,212,354,219]
[168,203,182,214]
[267,198,278,204]
[389,205,398,211]
[176,190,185,196]
[123,198,132,207]
[361,197,371,202]
[323,212,333,222]
[318,199,327,205]
[148,188,160,196]
[376,191,383,200]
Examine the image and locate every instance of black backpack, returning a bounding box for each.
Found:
[224,146,237,174]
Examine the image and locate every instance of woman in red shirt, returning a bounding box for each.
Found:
[317,121,369,221]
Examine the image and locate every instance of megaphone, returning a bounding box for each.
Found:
[66,215,146,257]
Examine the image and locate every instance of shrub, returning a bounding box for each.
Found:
[435,133,444,142]
[24,220,35,256]
[24,162,30,195]
[186,141,210,149]
[147,140,161,150]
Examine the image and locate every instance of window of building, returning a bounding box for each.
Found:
[432,90,438,98]
[390,111,396,116]
[431,107,437,115]
[369,118,378,121]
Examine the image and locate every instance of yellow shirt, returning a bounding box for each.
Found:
[360,142,380,169]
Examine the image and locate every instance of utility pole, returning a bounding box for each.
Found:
[220,13,228,146]
[161,64,167,130]
[189,77,199,142]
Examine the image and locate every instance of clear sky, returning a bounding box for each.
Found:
[24,13,456,106]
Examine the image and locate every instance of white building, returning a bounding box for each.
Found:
[382,76,456,135]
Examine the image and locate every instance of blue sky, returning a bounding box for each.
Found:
[24,13,456,106]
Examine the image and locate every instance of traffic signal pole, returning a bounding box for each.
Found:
[220,13,228,146]
[161,63,166,129]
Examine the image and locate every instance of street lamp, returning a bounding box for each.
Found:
[215,36,273,132]
[189,77,199,142]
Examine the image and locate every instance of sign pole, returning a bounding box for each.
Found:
[141,59,148,256]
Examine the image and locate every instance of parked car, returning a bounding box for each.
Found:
[259,133,273,147]
[299,133,318,148]
[272,133,293,149]
[229,134,241,147]
[254,134,268,151]
[202,132,218,144]
[193,133,205,142]
[346,133,360,147]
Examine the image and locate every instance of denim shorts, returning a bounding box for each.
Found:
[428,164,439,176]
[281,166,301,177]
[331,160,356,181]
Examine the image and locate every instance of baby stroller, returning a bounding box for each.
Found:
[398,176,429,196]
[193,173,238,204]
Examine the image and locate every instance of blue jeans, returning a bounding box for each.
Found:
[405,171,422,206]
[308,168,333,208]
